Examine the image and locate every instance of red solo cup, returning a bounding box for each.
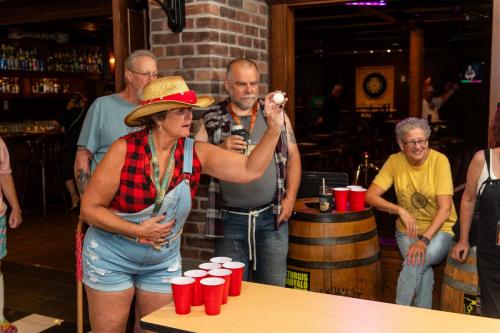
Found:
[208,268,232,304]
[184,269,208,306]
[349,187,367,212]
[200,277,225,315]
[209,256,232,265]
[334,187,349,212]
[346,185,363,201]
[170,276,195,315]
[222,261,246,296]
[198,262,221,271]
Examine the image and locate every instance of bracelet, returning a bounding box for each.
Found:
[418,235,431,246]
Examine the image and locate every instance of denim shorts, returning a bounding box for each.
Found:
[82,226,182,293]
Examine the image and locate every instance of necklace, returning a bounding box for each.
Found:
[148,131,177,215]
[228,102,258,134]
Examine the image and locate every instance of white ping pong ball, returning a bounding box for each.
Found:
[273,92,285,104]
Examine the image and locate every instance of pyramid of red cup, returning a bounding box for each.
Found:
[331,185,367,212]
[170,257,246,315]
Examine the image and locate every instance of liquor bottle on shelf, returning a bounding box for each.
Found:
[0,43,103,74]
[13,77,19,94]
[0,77,20,94]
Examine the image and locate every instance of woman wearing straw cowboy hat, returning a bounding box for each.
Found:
[80,76,286,332]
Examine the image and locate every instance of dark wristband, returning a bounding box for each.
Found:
[418,235,431,246]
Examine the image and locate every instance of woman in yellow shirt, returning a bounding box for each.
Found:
[366,117,456,309]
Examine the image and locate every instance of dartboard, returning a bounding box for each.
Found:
[363,73,387,99]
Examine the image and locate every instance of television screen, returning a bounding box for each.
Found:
[459,61,484,84]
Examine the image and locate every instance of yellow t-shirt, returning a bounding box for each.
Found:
[372,149,456,235]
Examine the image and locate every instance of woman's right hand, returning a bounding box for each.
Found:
[264,91,286,130]
[139,215,175,244]
[399,208,417,238]
[450,240,470,263]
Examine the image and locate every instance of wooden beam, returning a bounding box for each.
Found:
[270,4,296,128]
[408,28,423,118]
[0,0,111,25]
[112,0,127,91]
[489,0,500,146]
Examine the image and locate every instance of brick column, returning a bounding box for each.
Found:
[149,0,269,265]
[149,0,269,101]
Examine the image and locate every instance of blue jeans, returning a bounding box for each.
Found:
[395,230,453,308]
[215,208,288,287]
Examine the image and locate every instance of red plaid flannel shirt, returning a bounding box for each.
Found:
[110,129,201,213]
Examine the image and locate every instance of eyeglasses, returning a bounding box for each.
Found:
[130,70,158,79]
[402,138,428,147]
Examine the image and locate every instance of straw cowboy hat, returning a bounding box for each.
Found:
[125,76,214,126]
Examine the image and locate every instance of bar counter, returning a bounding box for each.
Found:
[141,282,500,333]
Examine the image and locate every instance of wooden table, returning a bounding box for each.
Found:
[140,282,500,333]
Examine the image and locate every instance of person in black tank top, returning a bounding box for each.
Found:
[452,112,500,318]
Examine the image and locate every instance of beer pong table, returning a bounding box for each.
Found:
[140,282,500,333]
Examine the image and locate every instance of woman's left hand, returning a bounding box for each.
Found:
[264,91,287,130]
[8,208,22,229]
[406,241,427,266]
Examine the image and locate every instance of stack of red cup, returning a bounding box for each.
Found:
[222,261,245,296]
[348,186,367,212]
[183,269,208,306]
[170,276,195,315]
[208,268,232,304]
[198,262,221,271]
[200,277,225,315]
[334,185,367,212]
[176,258,246,316]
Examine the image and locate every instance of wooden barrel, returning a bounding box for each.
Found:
[441,246,480,315]
[286,199,380,300]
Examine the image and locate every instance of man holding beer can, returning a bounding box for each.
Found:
[196,58,301,287]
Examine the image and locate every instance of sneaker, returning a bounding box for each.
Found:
[0,320,17,333]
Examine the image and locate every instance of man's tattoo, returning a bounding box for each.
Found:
[76,169,90,195]
[287,129,297,144]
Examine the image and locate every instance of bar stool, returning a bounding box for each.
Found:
[21,133,67,217]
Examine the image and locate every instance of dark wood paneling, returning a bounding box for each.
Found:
[0,0,111,26]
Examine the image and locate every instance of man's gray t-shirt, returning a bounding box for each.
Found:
[220,111,277,208]
[77,93,136,172]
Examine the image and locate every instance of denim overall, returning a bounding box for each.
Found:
[82,138,194,294]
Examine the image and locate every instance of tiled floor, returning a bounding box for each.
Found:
[3,261,89,332]
[3,206,91,332]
